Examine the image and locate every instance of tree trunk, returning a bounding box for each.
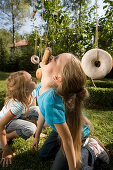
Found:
[12,2,15,54]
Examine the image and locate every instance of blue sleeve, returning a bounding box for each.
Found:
[44,93,66,125]
[82,112,90,138]
[82,125,90,138]
[36,83,41,97]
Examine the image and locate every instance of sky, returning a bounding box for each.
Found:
[0,0,106,35]
[19,0,106,35]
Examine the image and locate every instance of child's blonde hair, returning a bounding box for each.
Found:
[57,53,89,168]
[5,71,35,106]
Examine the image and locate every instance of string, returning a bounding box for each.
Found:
[95,0,98,49]
[90,0,98,87]
[52,0,58,53]
[35,29,37,55]
[40,0,44,59]
[95,0,99,61]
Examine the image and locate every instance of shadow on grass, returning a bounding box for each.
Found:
[0,146,113,170]
[0,150,52,170]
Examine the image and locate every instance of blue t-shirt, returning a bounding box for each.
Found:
[36,83,90,137]
[36,83,66,132]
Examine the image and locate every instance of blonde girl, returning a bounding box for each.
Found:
[32,53,89,169]
[0,71,39,167]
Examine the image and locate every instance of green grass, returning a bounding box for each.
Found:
[0,72,113,170]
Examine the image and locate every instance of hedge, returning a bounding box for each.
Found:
[0,91,5,110]
[86,80,113,88]
[85,87,113,108]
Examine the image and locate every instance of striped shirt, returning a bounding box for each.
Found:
[0,89,36,120]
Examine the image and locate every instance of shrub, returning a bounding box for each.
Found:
[0,91,5,110]
[86,80,113,88]
[85,87,113,108]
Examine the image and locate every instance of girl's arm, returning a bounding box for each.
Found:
[31,97,36,106]
[32,112,45,150]
[0,111,15,167]
[55,122,77,170]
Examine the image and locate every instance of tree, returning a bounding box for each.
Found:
[0,29,11,71]
[0,0,32,50]
[98,0,113,56]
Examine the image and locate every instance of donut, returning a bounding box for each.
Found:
[42,47,52,64]
[36,68,42,80]
[36,47,52,80]
[31,55,39,64]
[81,49,112,79]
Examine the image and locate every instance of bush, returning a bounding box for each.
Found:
[0,91,5,110]
[86,80,113,88]
[85,87,113,108]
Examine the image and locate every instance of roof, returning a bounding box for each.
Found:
[10,39,28,47]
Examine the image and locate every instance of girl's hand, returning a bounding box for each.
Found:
[0,145,15,167]
[32,137,39,151]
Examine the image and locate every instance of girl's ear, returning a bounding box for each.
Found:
[53,75,62,83]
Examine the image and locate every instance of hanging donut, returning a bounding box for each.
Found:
[81,49,112,79]
[31,55,39,64]
[35,47,52,80]
[31,0,41,19]
[36,68,42,80]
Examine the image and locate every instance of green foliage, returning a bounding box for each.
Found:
[86,79,113,108]
[87,79,113,88]
[0,72,10,109]
[85,87,113,108]
[98,1,113,55]
[0,29,11,71]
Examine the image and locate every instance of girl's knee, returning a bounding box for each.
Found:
[26,123,37,136]
[16,123,36,140]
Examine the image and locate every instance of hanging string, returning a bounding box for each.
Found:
[95,0,98,49]
[45,25,49,47]
[95,0,99,62]
[52,1,55,53]
[40,0,44,59]
[52,0,58,53]
[35,29,37,55]
[90,0,98,87]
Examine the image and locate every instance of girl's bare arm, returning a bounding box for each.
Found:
[55,122,76,170]
[0,111,15,167]
[32,112,45,150]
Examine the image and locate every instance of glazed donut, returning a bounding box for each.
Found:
[36,68,42,80]
[81,49,112,79]
[31,55,39,64]
[36,47,52,80]
[42,47,52,64]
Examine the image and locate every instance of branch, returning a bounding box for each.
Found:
[0,10,11,17]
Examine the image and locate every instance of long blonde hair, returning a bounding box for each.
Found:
[5,71,35,107]
[57,53,89,168]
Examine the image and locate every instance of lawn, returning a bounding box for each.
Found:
[0,71,113,170]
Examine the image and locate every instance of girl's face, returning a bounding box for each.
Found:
[40,53,71,84]
[24,72,37,89]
